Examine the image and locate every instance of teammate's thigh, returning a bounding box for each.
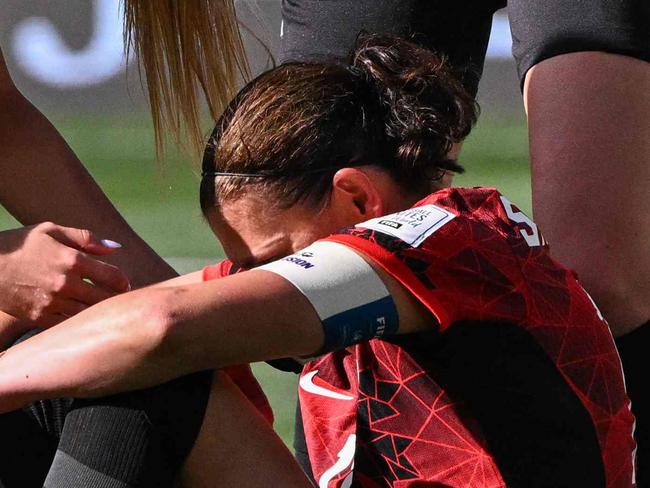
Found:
[509,0,650,334]
[280,0,505,97]
[178,370,311,488]
[523,53,650,334]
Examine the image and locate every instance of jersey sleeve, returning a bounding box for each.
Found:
[323,229,452,330]
[323,189,532,332]
[202,259,237,281]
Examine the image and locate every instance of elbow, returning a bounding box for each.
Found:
[119,288,177,358]
[136,288,200,372]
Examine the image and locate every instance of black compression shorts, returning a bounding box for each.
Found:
[280,0,649,93]
[509,0,650,83]
[280,0,507,97]
[616,323,650,487]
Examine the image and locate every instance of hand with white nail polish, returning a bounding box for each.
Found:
[0,223,130,330]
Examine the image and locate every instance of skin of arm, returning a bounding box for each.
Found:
[146,270,204,288]
[0,257,433,413]
[0,49,176,289]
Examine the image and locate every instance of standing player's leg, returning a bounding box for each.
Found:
[508,0,650,483]
[523,53,650,336]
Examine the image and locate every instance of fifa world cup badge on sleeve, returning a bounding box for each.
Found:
[357,204,456,247]
[259,241,399,352]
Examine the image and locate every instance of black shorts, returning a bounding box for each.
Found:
[280,0,649,92]
[280,0,506,97]
[509,0,650,83]
[616,324,650,487]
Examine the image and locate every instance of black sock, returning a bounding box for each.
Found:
[0,406,61,488]
[616,321,650,487]
[45,371,213,488]
[3,330,213,488]
[0,329,71,488]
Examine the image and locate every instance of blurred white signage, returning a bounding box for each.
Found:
[11,1,513,89]
[487,15,511,60]
[12,0,127,88]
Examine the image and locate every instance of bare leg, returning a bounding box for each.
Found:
[177,371,312,488]
[525,52,650,337]
[525,51,650,485]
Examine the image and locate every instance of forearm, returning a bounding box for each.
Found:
[0,63,175,287]
[159,272,325,372]
[0,271,321,411]
[0,288,167,411]
[0,90,176,286]
[0,257,432,409]
[150,260,430,371]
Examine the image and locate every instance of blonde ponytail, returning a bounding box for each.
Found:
[124,0,250,157]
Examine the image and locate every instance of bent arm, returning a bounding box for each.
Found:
[0,254,433,412]
[0,49,175,288]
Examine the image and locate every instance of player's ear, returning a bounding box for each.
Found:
[330,167,384,220]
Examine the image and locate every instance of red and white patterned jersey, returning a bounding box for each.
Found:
[296,187,635,488]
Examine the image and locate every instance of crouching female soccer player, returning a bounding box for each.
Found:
[0,36,637,487]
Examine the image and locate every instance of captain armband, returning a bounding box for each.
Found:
[259,241,399,353]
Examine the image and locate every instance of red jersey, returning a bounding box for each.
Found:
[296,187,635,487]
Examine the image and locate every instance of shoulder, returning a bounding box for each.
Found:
[422,186,506,215]
[328,187,509,251]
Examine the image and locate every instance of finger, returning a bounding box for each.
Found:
[29,307,81,329]
[75,255,130,293]
[88,239,123,256]
[53,299,88,319]
[35,314,65,329]
[46,225,123,256]
[35,311,82,329]
[64,279,115,306]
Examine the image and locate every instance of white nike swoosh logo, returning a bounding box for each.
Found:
[299,370,354,401]
[319,434,356,488]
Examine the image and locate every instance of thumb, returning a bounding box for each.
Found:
[47,225,122,256]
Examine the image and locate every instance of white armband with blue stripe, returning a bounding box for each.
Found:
[259,241,399,353]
